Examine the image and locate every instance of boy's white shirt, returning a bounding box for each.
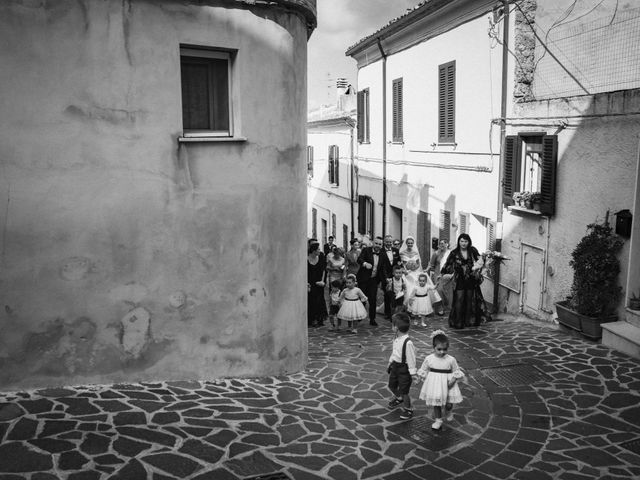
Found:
[388,333,417,375]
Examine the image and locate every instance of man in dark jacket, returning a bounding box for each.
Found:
[357,236,393,326]
[382,235,403,319]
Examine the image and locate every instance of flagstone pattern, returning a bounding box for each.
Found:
[0,315,639,479]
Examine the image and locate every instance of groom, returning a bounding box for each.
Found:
[357,236,397,326]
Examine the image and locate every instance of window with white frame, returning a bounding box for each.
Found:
[328,145,339,185]
[358,195,374,237]
[180,47,233,137]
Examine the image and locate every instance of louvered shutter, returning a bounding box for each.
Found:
[503,135,519,205]
[358,196,366,234]
[392,78,403,143]
[459,213,468,234]
[438,61,455,143]
[487,221,496,251]
[439,209,451,243]
[332,214,336,238]
[539,135,558,216]
[357,91,364,143]
[312,208,317,239]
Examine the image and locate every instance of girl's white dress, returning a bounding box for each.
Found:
[408,284,437,315]
[418,353,464,406]
[337,287,368,322]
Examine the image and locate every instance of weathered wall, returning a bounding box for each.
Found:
[0,0,313,390]
[500,90,640,319]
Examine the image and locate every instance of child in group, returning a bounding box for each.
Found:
[385,265,407,318]
[337,274,369,334]
[328,279,344,332]
[387,312,417,420]
[417,329,465,430]
[406,272,440,327]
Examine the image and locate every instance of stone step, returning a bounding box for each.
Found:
[625,308,640,328]
[602,321,640,360]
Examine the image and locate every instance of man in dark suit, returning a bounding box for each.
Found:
[382,235,403,319]
[357,236,393,326]
[323,236,335,256]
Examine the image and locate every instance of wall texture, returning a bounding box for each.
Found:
[0,0,315,390]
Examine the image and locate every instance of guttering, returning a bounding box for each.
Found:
[377,37,388,237]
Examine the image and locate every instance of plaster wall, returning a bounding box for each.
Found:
[500,91,640,318]
[0,0,311,390]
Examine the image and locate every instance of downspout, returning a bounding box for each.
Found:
[493,0,510,314]
[346,117,356,238]
[377,37,388,237]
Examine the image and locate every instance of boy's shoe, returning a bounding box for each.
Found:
[431,418,443,430]
[420,320,427,327]
[399,409,414,420]
[388,397,403,408]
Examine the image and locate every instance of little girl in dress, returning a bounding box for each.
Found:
[417,329,465,430]
[407,273,440,327]
[337,274,369,334]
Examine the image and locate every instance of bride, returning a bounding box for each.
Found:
[401,236,441,304]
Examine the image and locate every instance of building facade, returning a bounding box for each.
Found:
[346,0,507,300]
[307,83,357,250]
[0,0,316,390]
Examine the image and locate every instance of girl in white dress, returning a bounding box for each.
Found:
[406,273,438,327]
[417,330,465,430]
[337,274,369,334]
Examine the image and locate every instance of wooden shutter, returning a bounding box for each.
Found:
[539,135,558,216]
[358,195,366,234]
[364,89,369,142]
[343,224,348,250]
[487,221,496,251]
[312,208,317,239]
[357,91,364,143]
[459,213,468,234]
[334,146,339,185]
[417,210,431,261]
[438,61,455,143]
[439,209,451,243]
[503,135,519,205]
[392,78,403,143]
[332,214,337,238]
[307,146,313,177]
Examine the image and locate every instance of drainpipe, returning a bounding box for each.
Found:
[377,37,388,237]
[346,117,356,238]
[493,0,510,314]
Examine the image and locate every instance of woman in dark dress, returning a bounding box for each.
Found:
[441,234,490,328]
[307,241,327,327]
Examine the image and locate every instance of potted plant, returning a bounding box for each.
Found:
[512,192,523,206]
[530,192,542,211]
[629,291,640,310]
[555,219,624,339]
[521,191,533,209]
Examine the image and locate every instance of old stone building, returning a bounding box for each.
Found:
[0,0,316,390]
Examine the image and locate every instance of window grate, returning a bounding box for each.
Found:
[480,364,550,387]
[386,416,471,452]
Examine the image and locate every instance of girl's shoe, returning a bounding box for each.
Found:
[421,320,427,327]
[438,309,445,316]
[399,409,413,420]
[431,418,443,430]
[445,412,454,421]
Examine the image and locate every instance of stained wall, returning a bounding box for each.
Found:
[0,0,314,390]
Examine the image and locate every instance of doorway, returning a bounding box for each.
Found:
[389,206,403,241]
[416,210,431,261]
[521,243,544,315]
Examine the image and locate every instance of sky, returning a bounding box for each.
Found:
[307,0,419,110]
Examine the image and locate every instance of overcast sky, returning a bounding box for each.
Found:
[307,0,418,110]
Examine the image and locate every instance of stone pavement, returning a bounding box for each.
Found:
[1,314,640,480]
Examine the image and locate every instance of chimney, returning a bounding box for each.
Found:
[336,77,348,102]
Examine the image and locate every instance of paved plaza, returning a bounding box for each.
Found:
[1,314,640,479]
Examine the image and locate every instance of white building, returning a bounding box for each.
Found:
[307,81,357,250]
[346,0,506,301]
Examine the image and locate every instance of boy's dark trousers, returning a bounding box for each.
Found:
[387,338,412,409]
[385,291,405,316]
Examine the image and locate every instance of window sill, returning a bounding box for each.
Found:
[508,205,542,216]
[178,136,247,143]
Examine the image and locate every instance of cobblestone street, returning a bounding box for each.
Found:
[1,314,640,479]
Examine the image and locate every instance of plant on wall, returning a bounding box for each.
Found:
[568,221,624,317]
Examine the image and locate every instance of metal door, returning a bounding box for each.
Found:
[521,244,544,314]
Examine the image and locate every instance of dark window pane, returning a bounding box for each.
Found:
[181,61,211,130]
